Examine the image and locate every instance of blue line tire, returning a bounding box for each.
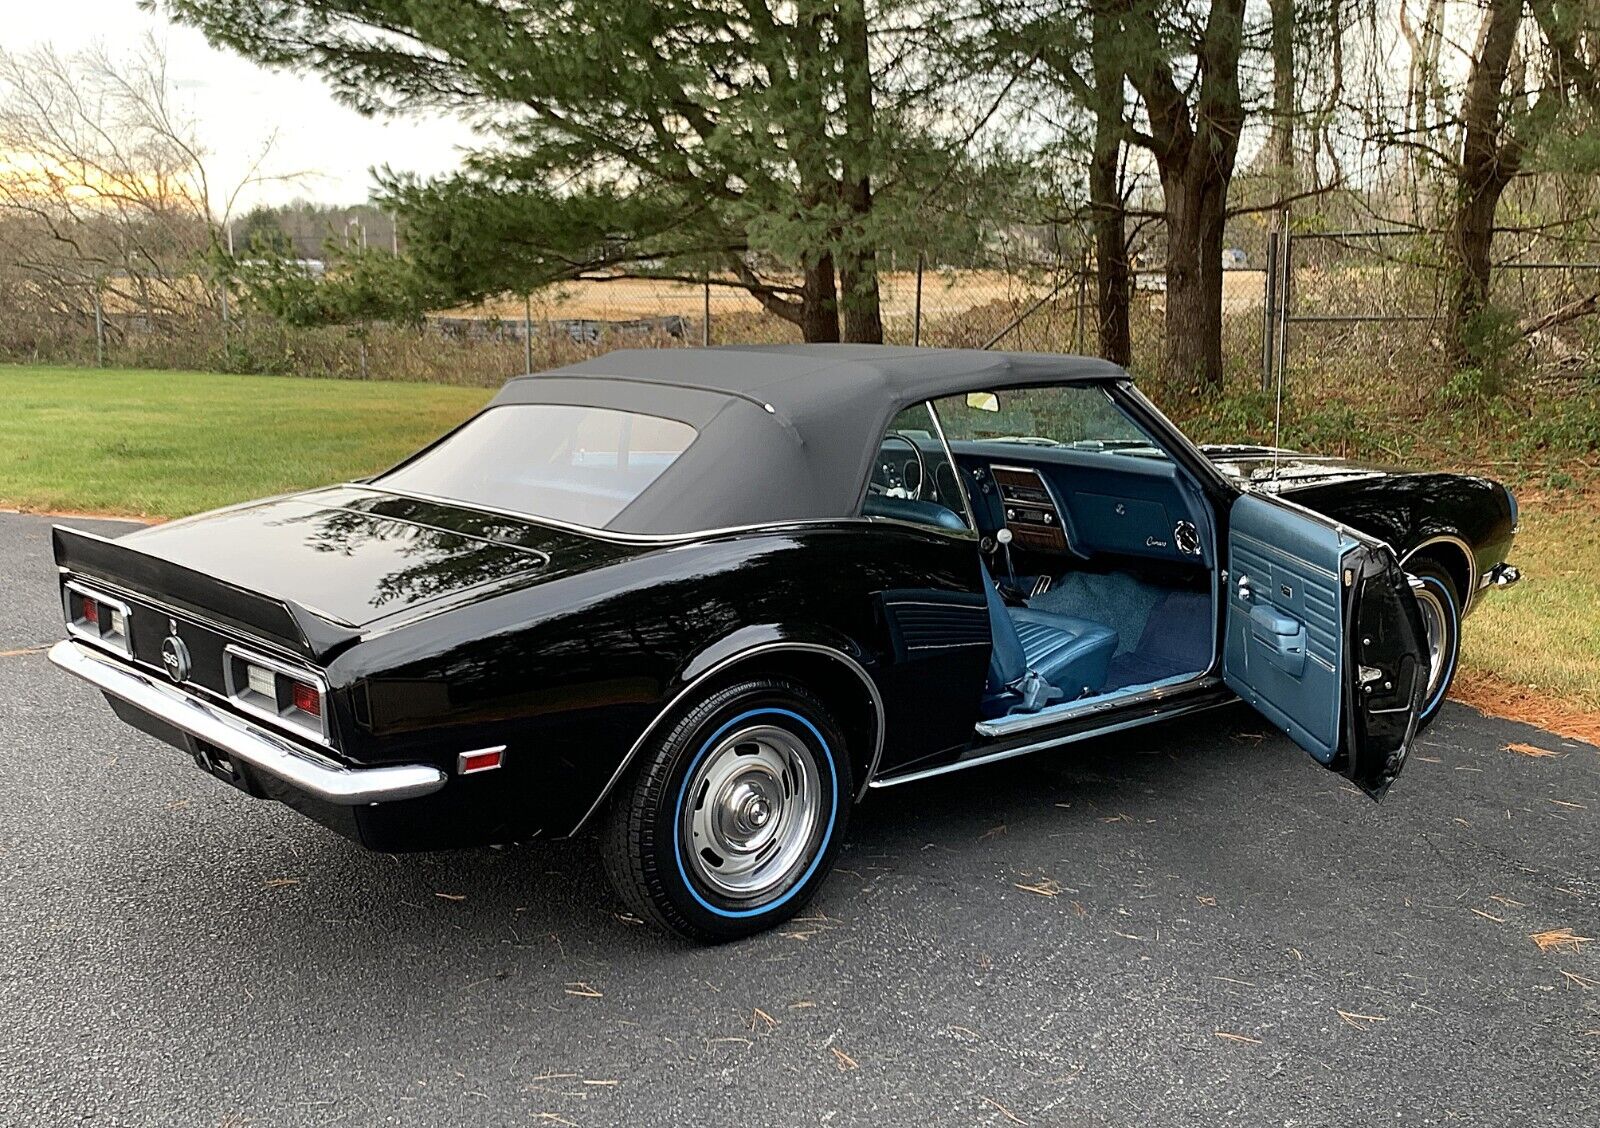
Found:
[600,677,851,942]
[1410,564,1461,731]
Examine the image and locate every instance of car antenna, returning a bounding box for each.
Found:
[1270,213,1287,488]
[1271,345,1284,489]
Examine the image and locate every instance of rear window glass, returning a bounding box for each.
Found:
[377,404,698,527]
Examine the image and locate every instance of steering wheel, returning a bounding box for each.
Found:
[868,432,927,500]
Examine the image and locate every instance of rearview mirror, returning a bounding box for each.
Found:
[966,392,1000,412]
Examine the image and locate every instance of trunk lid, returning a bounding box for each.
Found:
[55,486,633,661]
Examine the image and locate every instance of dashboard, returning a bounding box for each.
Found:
[868,434,1211,568]
[951,441,1209,566]
[871,431,964,512]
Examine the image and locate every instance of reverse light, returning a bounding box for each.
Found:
[246,664,276,700]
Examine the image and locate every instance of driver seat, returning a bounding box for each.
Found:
[981,564,1118,712]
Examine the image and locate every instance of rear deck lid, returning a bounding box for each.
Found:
[56,487,626,659]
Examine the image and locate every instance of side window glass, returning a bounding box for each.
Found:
[862,404,972,531]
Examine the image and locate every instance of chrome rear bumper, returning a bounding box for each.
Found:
[49,639,446,805]
[1482,562,1521,591]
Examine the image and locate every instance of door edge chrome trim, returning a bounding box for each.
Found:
[567,641,885,835]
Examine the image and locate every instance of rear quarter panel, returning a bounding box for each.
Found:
[327,522,989,841]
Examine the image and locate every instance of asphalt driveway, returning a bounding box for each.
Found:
[1,511,1595,1127]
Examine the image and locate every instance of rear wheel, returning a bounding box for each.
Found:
[600,678,851,942]
[1409,563,1461,730]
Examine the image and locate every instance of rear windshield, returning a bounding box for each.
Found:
[376,404,698,527]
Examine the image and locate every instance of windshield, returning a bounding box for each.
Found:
[377,404,698,527]
[931,385,1165,458]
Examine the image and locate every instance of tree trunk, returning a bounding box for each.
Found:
[800,251,841,343]
[1121,0,1244,390]
[1089,1,1131,366]
[1267,0,1295,194]
[1163,170,1227,388]
[1446,0,1524,368]
[837,0,883,344]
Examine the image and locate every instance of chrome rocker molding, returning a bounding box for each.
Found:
[872,686,1231,789]
[49,639,446,805]
[568,640,887,835]
[973,674,1225,738]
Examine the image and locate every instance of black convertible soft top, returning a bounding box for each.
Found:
[488,344,1128,535]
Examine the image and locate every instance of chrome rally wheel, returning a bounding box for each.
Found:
[681,723,822,903]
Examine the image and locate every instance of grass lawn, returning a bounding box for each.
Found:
[1461,495,1600,713]
[3,363,1593,720]
[0,365,490,518]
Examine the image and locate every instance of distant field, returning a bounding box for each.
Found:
[453,269,1268,327]
[0,365,488,518]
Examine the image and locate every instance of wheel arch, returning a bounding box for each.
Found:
[568,635,885,836]
[1400,534,1476,614]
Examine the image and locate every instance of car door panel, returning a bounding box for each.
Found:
[1224,493,1427,798]
[1226,517,1344,761]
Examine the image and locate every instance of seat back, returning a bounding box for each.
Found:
[981,562,1027,690]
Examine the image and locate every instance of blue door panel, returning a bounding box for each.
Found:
[1223,495,1354,764]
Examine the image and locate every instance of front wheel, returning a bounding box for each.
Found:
[600,678,852,942]
[1409,563,1461,730]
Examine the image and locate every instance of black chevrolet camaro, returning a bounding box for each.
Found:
[51,346,1520,940]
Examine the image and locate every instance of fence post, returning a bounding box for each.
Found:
[1261,230,1279,390]
[1074,248,1089,353]
[1275,218,1292,393]
[92,282,106,368]
[523,293,533,373]
[912,252,925,347]
[702,274,711,347]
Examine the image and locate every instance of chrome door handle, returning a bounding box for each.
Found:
[1236,575,1252,602]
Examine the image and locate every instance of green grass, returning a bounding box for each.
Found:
[2,363,1593,712]
[1462,496,1600,711]
[0,365,490,518]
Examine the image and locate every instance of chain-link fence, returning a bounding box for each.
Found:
[1265,223,1600,392]
[3,228,1594,392]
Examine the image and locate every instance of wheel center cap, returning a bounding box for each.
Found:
[722,781,777,839]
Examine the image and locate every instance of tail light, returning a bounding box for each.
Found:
[223,644,330,744]
[290,680,321,718]
[64,581,132,658]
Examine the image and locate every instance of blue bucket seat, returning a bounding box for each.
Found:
[981,565,1118,709]
[862,494,1117,710]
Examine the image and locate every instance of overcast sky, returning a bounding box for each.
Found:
[11,1,474,211]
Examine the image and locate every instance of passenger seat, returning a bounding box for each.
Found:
[982,565,1118,710]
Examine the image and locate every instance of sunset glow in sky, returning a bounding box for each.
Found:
[10,1,474,211]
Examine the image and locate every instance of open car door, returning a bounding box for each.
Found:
[1223,493,1428,799]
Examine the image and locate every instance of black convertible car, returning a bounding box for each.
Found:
[50,346,1519,940]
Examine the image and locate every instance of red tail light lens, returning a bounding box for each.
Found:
[290,681,321,717]
[81,598,99,625]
